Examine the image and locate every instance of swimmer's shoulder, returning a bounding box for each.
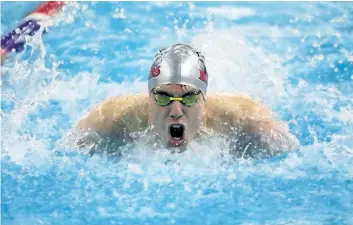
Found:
[204,94,271,131]
[76,94,149,135]
[206,94,269,114]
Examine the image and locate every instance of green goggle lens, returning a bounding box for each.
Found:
[153,91,200,107]
[154,94,171,106]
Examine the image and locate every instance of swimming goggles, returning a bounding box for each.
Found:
[152,90,201,107]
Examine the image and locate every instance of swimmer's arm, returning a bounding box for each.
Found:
[205,95,299,158]
[75,94,150,152]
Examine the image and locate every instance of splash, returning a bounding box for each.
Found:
[1,2,353,225]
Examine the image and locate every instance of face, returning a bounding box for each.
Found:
[149,84,205,148]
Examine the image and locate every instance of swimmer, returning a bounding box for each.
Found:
[75,43,298,158]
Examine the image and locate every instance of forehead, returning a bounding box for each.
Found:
[154,84,199,93]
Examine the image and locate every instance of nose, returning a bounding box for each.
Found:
[169,100,184,120]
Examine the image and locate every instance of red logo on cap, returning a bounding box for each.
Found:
[199,69,208,84]
[148,66,160,79]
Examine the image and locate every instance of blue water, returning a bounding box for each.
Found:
[1,2,353,225]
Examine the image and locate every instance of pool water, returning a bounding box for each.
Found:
[1,2,353,225]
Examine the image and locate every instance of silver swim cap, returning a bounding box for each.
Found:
[148,43,208,97]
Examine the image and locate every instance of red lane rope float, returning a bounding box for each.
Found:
[1,1,66,64]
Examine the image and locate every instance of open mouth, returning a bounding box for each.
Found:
[168,124,185,147]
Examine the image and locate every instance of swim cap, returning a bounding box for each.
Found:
[148,43,209,97]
